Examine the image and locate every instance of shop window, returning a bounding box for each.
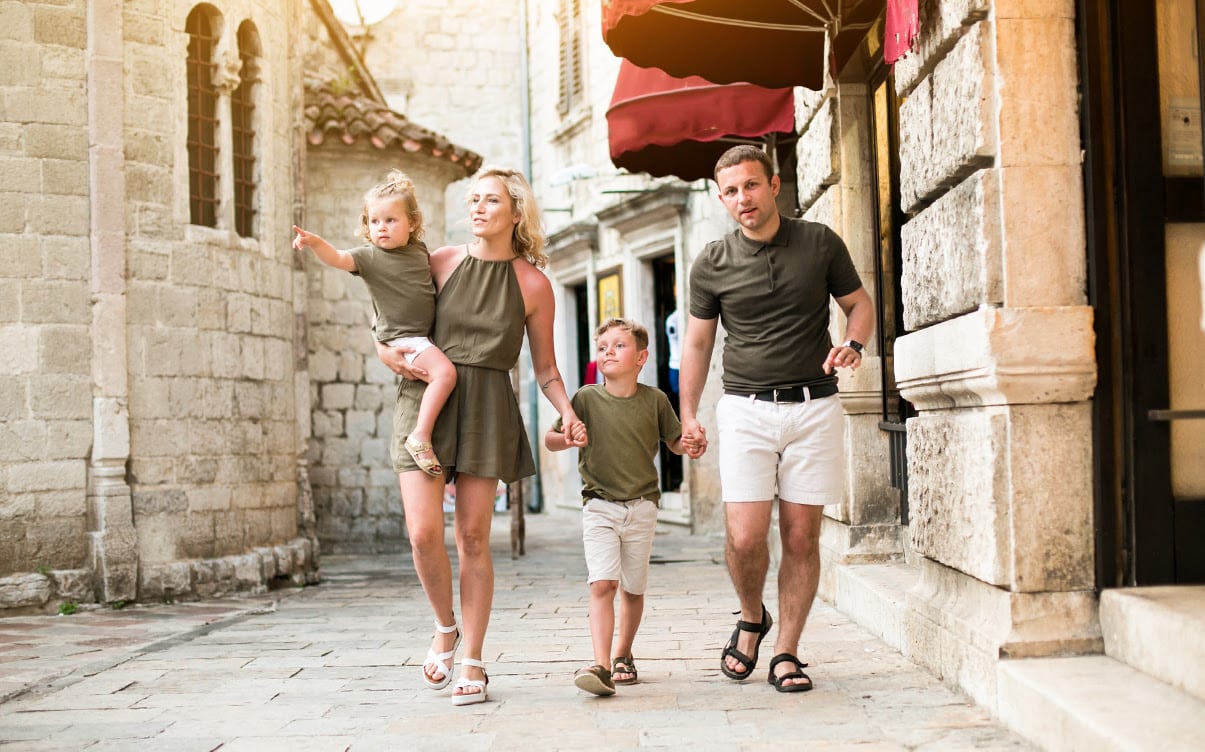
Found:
[232,21,260,238]
[186,5,220,228]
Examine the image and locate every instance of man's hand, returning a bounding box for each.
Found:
[681,418,708,458]
[823,344,862,374]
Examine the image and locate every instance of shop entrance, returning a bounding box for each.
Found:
[1082,0,1205,584]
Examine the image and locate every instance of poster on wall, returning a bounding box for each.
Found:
[598,269,623,320]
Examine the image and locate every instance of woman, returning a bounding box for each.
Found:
[377,166,586,706]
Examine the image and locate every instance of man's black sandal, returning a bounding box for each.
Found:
[767,653,813,693]
[720,603,772,680]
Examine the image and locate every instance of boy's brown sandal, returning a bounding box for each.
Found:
[611,656,638,685]
[573,664,616,696]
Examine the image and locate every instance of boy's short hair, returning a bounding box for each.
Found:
[596,317,649,351]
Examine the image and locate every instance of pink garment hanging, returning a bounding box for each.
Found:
[885,0,920,65]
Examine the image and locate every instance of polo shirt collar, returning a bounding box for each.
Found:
[733,215,791,255]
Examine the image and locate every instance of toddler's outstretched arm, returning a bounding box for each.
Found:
[293,225,357,272]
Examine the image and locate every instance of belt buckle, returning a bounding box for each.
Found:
[773,387,793,404]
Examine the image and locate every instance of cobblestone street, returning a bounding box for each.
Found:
[0,511,1034,751]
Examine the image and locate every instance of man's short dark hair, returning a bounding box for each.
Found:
[714,144,774,183]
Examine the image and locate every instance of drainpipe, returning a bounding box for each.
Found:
[519,0,543,512]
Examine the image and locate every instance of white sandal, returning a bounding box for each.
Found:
[422,619,460,690]
[451,657,489,706]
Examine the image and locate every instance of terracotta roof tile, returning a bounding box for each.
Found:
[303,80,482,175]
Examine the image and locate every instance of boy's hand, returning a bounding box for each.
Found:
[681,420,707,458]
[563,417,588,447]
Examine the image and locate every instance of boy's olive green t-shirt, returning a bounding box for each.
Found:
[552,384,682,504]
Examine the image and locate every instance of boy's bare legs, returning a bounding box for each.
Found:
[722,500,772,677]
[451,473,497,700]
[587,579,618,667]
[612,589,643,682]
[770,501,822,688]
[407,346,457,468]
[399,471,456,685]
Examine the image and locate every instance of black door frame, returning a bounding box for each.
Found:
[1079,0,1205,586]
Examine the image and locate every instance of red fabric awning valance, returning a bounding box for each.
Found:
[601,0,883,90]
[607,59,795,182]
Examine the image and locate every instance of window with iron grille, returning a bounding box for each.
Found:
[233,22,260,238]
[556,0,584,116]
[186,6,219,228]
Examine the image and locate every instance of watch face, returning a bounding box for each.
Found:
[846,340,863,353]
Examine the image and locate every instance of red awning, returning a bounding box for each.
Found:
[607,59,795,182]
[602,0,884,90]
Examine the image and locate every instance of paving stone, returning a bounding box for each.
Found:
[0,512,1034,750]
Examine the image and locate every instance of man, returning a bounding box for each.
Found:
[679,145,875,692]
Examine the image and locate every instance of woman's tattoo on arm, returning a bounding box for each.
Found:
[541,376,561,390]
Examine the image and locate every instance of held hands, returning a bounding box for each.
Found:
[562,416,588,448]
[680,419,708,459]
[823,344,863,374]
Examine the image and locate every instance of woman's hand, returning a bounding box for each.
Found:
[561,413,587,447]
[374,341,428,381]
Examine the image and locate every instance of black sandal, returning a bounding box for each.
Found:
[766,653,813,693]
[720,603,772,680]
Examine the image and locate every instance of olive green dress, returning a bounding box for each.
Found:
[391,250,535,482]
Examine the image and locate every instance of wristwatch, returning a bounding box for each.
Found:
[842,340,864,355]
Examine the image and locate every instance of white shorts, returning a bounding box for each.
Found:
[384,336,435,365]
[715,392,844,505]
[581,498,658,594]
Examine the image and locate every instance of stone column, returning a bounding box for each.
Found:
[86,0,137,602]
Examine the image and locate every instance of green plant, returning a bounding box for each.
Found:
[58,601,78,616]
[109,600,127,610]
[36,565,51,576]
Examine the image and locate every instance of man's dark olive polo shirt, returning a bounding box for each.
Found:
[688,216,862,393]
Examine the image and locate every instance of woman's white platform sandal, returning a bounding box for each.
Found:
[422,620,461,690]
[451,657,489,706]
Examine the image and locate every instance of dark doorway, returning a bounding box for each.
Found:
[1080,0,1205,586]
[652,256,683,493]
[572,282,591,390]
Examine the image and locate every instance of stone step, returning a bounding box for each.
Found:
[997,654,1205,752]
[1099,585,1205,704]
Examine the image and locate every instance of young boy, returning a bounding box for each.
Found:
[546,318,704,697]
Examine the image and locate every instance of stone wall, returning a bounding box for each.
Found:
[0,0,321,613]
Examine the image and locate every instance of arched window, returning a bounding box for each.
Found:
[233,21,260,238]
[186,6,220,227]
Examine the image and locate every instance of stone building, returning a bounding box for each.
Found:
[0,0,477,610]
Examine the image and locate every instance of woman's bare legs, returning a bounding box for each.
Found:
[399,470,457,685]
[450,473,498,700]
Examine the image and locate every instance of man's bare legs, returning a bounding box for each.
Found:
[399,471,457,685]
[771,501,822,688]
[722,500,773,677]
[450,473,498,700]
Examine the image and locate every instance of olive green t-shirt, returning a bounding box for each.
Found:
[347,241,434,342]
[551,384,682,504]
[688,216,862,392]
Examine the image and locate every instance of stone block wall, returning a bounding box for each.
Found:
[302,149,462,552]
[888,0,1098,706]
[0,0,323,613]
[0,0,93,576]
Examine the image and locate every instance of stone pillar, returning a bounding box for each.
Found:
[86,0,136,602]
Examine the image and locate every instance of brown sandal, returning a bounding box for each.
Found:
[611,655,638,685]
[573,664,616,696]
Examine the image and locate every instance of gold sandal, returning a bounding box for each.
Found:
[404,436,443,477]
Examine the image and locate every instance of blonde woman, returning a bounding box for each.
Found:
[377,166,586,705]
